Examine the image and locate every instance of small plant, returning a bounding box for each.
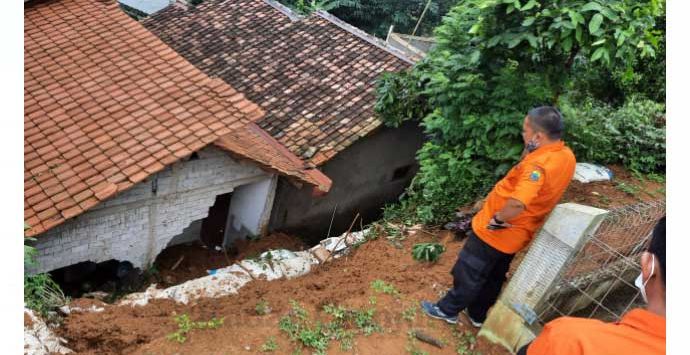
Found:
[646,173,666,184]
[256,299,271,315]
[370,279,400,297]
[616,182,642,196]
[412,243,445,263]
[453,329,480,355]
[261,336,279,352]
[406,330,429,355]
[402,304,418,322]
[24,231,68,322]
[166,314,224,344]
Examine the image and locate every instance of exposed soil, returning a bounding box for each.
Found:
[559,165,664,209]
[57,231,508,355]
[151,233,308,287]
[24,312,34,328]
[52,164,664,355]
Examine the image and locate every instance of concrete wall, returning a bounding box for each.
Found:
[229,175,277,236]
[30,146,271,274]
[268,121,425,242]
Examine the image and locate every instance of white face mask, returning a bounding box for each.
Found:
[635,255,655,303]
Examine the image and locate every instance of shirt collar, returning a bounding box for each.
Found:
[618,308,666,339]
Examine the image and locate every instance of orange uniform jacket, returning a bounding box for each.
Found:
[527,309,666,355]
[472,141,576,254]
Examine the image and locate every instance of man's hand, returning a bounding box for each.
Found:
[487,214,513,230]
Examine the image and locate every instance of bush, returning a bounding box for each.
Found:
[412,243,445,262]
[24,232,68,321]
[561,97,665,173]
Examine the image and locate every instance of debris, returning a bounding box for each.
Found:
[411,329,444,348]
[573,163,614,183]
[170,255,185,271]
[24,308,73,354]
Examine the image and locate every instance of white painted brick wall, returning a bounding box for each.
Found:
[29,146,270,274]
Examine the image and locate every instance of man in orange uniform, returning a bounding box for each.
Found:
[422,106,576,326]
[518,217,666,355]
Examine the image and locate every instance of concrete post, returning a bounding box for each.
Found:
[478,203,608,353]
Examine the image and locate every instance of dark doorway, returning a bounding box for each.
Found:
[200,192,233,248]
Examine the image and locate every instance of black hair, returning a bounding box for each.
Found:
[648,216,666,285]
[527,106,564,140]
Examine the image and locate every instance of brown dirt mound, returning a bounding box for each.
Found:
[58,231,508,354]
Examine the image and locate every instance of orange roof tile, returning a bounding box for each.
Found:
[24,0,330,237]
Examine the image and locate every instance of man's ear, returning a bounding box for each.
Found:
[640,251,655,280]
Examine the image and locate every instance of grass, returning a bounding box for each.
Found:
[402,303,418,322]
[166,314,224,344]
[278,300,383,354]
[453,329,481,355]
[370,279,400,297]
[615,182,642,196]
[256,299,271,315]
[261,336,278,352]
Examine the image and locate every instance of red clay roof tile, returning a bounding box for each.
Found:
[25,0,332,237]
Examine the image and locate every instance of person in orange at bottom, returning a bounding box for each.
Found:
[422,106,576,326]
[518,217,666,355]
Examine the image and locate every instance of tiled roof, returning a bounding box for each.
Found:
[24,0,330,237]
[214,123,332,194]
[143,0,411,165]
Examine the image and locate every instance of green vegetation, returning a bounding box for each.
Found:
[374,0,665,224]
[278,300,382,354]
[166,314,224,344]
[402,303,418,322]
[261,336,279,352]
[370,279,401,297]
[453,329,480,355]
[256,299,272,315]
[412,243,445,262]
[24,224,68,323]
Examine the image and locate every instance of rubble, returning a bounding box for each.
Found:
[118,228,370,306]
[24,309,72,355]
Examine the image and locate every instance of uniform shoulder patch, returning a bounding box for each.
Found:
[529,170,542,182]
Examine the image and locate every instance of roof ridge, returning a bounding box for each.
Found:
[314,10,415,65]
[263,0,304,21]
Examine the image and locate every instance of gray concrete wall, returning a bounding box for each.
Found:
[229,175,278,236]
[268,121,425,242]
[29,146,271,274]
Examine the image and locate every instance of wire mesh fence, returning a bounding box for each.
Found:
[534,199,665,325]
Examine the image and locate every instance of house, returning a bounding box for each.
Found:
[143,0,425,241]
[24,0,331,274]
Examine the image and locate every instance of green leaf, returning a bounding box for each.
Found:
[522,17,535,26]
[525,33,538,48]
[582,2,602,12]
[468,23,481,34]
[507,36,522,48]
[600,7,619,21]
[568,11,585,25]
[591,47,607,62]
[562,37,573,52]
[575,26,583,42]
[521,0,538,11]
[592,38,606,46]
[487,35,502,47]
[588,13,603,34]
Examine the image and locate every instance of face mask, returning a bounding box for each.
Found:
[525,138,540,153]
[635,255,655,303]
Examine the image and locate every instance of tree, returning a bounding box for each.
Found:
[375,0,664,223]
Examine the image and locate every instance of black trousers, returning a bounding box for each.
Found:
[437,231,514,322]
